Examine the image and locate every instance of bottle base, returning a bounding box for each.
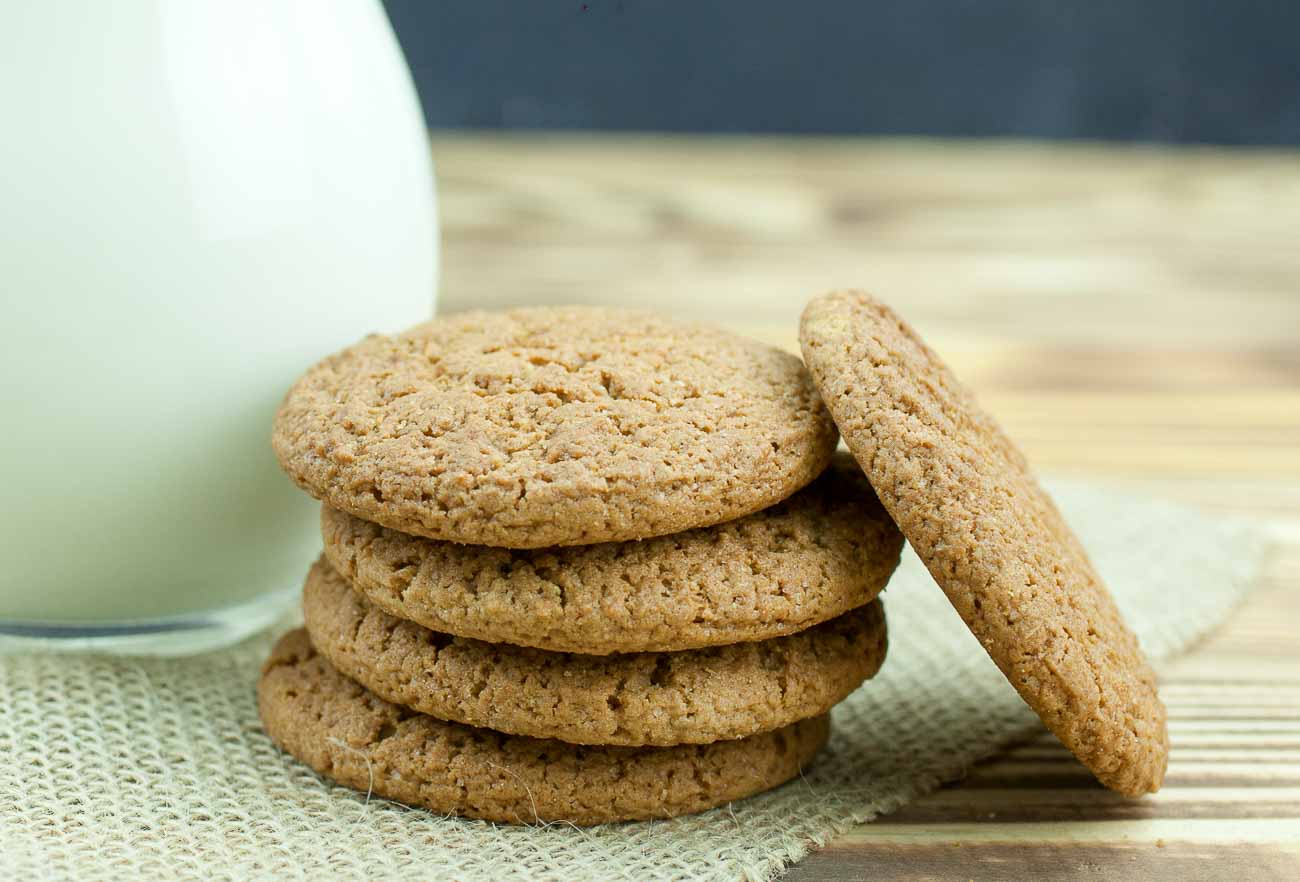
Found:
[0,586,297,656]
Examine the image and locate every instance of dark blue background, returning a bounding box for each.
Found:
[384,0,1300,144]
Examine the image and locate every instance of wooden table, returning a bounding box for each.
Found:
[431,134,1300,879]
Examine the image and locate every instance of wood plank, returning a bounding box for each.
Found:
[880,789,1300,823]
[834,819,1300,845]
[787,841,1300,882]
[432,136,1300,345]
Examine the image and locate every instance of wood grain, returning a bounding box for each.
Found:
[430,134,1300,879]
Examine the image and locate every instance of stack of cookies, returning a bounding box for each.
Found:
[262,293,1172,824]
[262,307,905,824]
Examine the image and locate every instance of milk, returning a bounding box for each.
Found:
[0,0,437,647]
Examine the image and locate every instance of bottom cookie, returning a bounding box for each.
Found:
[259,630,831,825]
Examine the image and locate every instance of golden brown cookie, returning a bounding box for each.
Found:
[799,290,1168,796]
[321,452,902,654]
[272,307,838,548]
[258,629,830,825]
[302,557,885,746]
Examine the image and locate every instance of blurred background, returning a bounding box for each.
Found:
[385,0,1300,143]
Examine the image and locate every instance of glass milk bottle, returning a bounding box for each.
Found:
[0,0,438,652]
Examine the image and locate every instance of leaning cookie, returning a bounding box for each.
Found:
[322,452,902,655]
[259,630,830,825]
[273,306,839,548]
[800,290,1168,796]
[302,557,885,746]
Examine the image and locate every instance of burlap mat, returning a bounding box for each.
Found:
[0,482,1266,882]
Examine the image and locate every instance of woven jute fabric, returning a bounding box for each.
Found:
[0,482,1267,882]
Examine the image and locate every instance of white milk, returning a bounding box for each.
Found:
[0,1,437,648]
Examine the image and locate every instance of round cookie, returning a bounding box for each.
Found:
[800,290,1168,796]
[321,453,903,654]
[272,307,838,548]
[259,629,830,825]
[302,556,886,746]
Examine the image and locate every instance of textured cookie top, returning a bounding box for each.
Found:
[273,307,839,547]
[258,629,830,825]
[800,290,1168,796]
[322,453,903,654]
[303,557,885,746]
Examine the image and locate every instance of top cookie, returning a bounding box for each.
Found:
[800,290,1168,796]
[273,307,838,547]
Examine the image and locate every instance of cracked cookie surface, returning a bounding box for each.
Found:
[258,629,831,825]
[273,307,839,548]
[303,557,886,746]
[322,452,902,654]
[799,290,1168,796]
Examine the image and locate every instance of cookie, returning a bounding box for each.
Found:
[799,290,1168,796]
[321,452,902,655]
[302,557,885,746]
[259,629,830,825]
[272,307,838,548]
